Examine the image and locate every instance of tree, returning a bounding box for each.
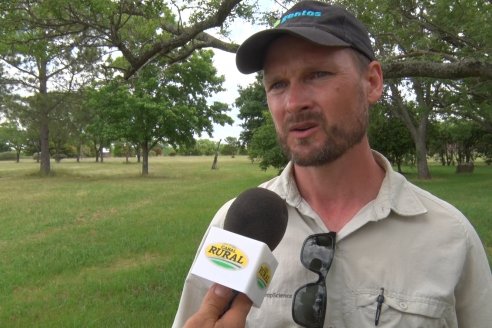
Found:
[67,91,95,162]
[0,0,257,174]
[248,111,287,172]
[328,0,492,80]
[262,0,491,80]
[233,74,288,170]
[221,137,240,157]
[428,120,456,166]
[449,120,484,165]
[429,119,491,170]
[439,79,492,135]
[197,139,219,156]
[232,1,490,177]
[235,74,268,147]
[85,82,129,163]
[368,103,414,173]
[0,1,98,174]
[476,133,492,165]
[178,139,219,156]
[89,50,232,175]
[112,140,136,163]
[384,80,438,179]
[0,121,28,162]
[331,0,491,179]
[5,0,254,79]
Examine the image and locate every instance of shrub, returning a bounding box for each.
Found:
[0,151,17,161]
[53,153,67,163]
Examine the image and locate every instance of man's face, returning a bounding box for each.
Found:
[262,35,373,166]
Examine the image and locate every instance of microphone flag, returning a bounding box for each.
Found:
[190,226,278,307]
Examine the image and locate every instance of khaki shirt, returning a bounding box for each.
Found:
[172,152,492,327]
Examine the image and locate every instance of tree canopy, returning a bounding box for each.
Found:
[1,0,490,177]
[235,0,491,176]
[86,50,231,175]
[0,0,248,174]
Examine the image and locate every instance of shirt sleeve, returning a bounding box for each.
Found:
[171,274,210,328]
[455,217,492,327]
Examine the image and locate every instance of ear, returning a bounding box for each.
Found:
[365,61,383,105]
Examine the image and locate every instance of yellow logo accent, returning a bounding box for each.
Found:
[205,243,248,270]
[256,263,272,289]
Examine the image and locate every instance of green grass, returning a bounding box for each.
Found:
[0,156,276,327]
[0,157,490,327]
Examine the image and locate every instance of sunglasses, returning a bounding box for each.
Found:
[292,232,336,328]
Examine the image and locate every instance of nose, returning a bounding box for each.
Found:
[285,81,311,114]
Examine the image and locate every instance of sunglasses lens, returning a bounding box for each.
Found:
[292,282,326,328]
[300,233,335,275]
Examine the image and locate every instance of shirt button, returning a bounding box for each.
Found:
[399,302,408,309]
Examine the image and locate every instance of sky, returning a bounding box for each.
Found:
[207,0,277,141]
[208,35,257,141]
[209,49,255,142]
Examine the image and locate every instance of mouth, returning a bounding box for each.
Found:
[288,122,318,138]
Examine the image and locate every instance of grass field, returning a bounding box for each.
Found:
[0,156,490,327]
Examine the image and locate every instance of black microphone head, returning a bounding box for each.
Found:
[224,187,288,251]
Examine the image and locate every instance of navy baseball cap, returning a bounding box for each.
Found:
[236,0,375,74]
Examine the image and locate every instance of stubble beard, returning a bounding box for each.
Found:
[277,108,368,167]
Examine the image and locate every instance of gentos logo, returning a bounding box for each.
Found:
[256,263,272,289]
[205,243,248,270]
[275,9,322,27]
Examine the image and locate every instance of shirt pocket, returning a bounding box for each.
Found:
[346,290,453,328]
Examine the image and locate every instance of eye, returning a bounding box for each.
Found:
[268,80,288,92]
[308,71,330,80]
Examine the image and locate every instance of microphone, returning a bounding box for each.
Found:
[224,187,288,251]
[190,187,288,307]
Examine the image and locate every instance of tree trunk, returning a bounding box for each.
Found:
[388,81,432,179]
[76,141,81,163]
[95,144,100,162]
[141,141,149,176]
[396,159,402,174]
[415,138,431,179]
[38,60,51,175]
[99,146,104,163]
[211,139,221,170]
[125,143,130,163]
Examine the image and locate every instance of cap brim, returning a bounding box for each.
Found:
[236,27,350,74]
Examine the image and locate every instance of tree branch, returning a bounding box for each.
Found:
[122,0,241,78]
[382,60,492,80]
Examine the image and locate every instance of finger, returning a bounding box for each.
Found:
[219,292,253,328]
[183,284,235,328]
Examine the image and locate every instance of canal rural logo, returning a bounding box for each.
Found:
[256,263,272,289]
[205,243,249,270]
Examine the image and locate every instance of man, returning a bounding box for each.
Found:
[174,1,492,327]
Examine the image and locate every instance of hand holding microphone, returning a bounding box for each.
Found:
[183,284,252,328]
[186,187,288,326]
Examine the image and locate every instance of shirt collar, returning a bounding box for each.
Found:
[372,151,427,219]
[270,151,427,220]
